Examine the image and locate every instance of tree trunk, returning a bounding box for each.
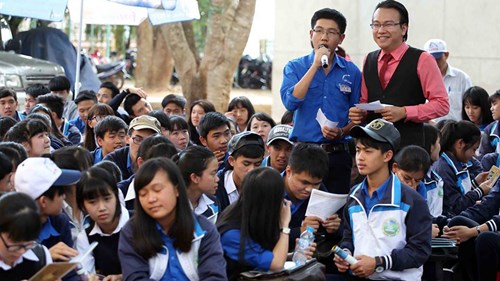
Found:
[161,0,256,112]
[135,21,174,91]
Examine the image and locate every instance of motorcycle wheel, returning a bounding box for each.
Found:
[108,73,125,90]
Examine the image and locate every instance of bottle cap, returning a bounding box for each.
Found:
[306,226,314,232]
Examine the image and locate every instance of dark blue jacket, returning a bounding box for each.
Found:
[481,152,499,171]
[118,215,227,280]
[103,146,134,180]
[478,120,500,160]
[460,179,500,232]
[432,152,484,217]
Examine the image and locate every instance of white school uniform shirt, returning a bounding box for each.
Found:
[224,170,240,205]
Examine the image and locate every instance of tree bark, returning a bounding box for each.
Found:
[135,21,174,90]
[161,0,256,112]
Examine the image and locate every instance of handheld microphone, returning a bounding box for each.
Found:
[319,44,329,68]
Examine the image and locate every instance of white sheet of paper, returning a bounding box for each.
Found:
[316,108,338,128]
[354,100,391,111]
[305,189,348,221]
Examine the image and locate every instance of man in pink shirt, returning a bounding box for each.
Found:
[349,0,449,148]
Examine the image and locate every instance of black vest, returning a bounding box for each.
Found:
[364,47,425,148]
[0,244,46,280]
[85,220,122,276]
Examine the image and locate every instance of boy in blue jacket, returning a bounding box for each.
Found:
[335,119,432,280]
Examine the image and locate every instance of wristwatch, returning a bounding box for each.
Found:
[475,225,481,236]
[281,227,291,235]
[375,256,385,273]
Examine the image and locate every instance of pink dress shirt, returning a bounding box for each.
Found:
[360,42,449,123]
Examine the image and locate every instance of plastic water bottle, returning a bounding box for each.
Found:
[292,226,315,266]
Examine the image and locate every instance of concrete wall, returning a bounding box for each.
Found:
[272,0,500,120]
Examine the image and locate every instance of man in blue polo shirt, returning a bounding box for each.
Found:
[280,8,361,195]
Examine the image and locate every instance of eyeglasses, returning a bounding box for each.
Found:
[131,135,145,145]
[370,22,401,30]
[131,133,159,145]
[312,28,341,38]
[0,234,37,252]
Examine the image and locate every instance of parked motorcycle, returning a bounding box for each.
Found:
[236,55,272,90]
[94,61,127,89]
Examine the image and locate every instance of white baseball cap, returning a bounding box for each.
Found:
[15,158,81,200]
[424,39,448,59]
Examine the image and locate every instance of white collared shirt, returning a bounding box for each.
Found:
[194,194,214,216]
[435,64,473,122]
[224,170,239,205]
[75,205,130,273]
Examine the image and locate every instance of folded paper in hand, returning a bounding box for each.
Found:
[316,108,338,129]
[305,189,348,221]
[354,100,391,111]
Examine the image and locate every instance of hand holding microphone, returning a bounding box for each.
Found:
[318,44,330,68]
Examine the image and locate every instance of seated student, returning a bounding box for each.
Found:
[51,146,94,245]
[215,131,265,212]
[29,105,73,150]
[37,93,82,145]
[4,118,51,157]
[108,88,150,124]
[198,112,233,169]
[0,87,24,121]
[168,115,191,151]
[226,96,255,133]
[0,192,52,280]
[217,168,293,280]
[97,81,120,105]
[75,166,129,280]
[83,104,115,152]
[0,116,17,140]
[104,115,161,180]
[282,143,340,268]
[118,134,178,210]
[443,179,500,281]
[478,89,500,159]
[462,86,493,132]
[14,158,81,281]
[432,120,489,218]
[422,123,445,218]
[188,99,216,146]
[0,152,13,192]
[280,110,294,127]
[262,124,294,173]
[124,93,152,119]
[118,158,227,280]
[0,142,28,191]
[70,91,98,135]
[148,110,171,137]
[92,116,128,164]
[174,146,220,223]
[24,83,50,118]
[48,75,77,120]
[246,112,276,144]
[392,145,440,238]
[335,119,432,280]
[161,94,186,117]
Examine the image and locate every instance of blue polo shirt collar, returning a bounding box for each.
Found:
[39,217,60,242]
